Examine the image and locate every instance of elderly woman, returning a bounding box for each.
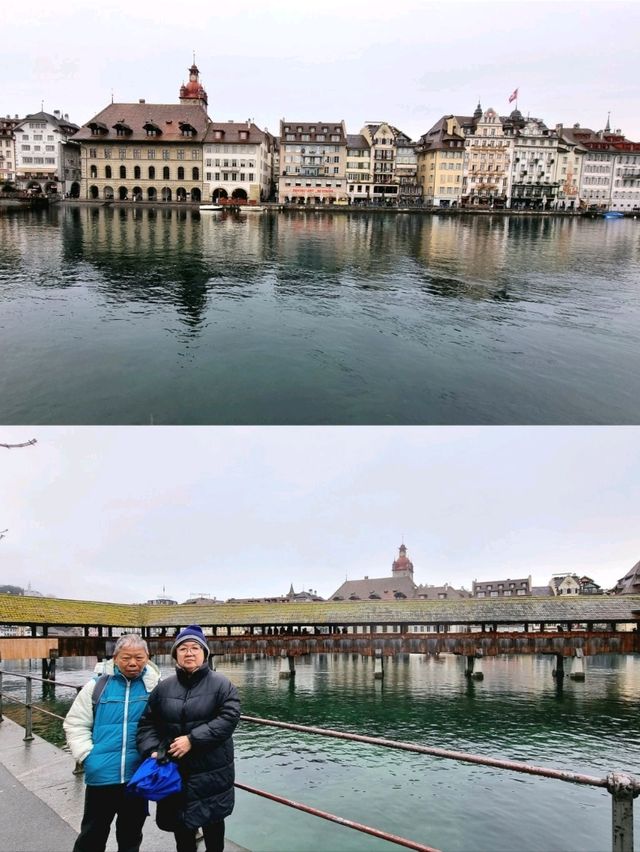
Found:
[137,624,240,852]
[64,634,161,852]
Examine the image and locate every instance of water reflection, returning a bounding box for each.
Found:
[1,207,639,424]
[3,653,638,851]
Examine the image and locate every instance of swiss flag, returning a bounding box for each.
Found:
[508,88,519,103]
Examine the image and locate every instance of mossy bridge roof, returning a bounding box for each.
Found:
[1,594,639,628]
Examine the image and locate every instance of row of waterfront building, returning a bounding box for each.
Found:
[1,63,639,211]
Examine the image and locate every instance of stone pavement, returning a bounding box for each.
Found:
[0,717,248,852]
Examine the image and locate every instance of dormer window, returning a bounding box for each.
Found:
[239,130,249,140]
[214,129,224,140]
[179,122,197,138]
[88,121,108,137]
[143,121,161,137]
[113,121,132,137]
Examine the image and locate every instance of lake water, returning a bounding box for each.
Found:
[2,652,639,851]
[1,206,639,424]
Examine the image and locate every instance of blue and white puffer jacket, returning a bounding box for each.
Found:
[64,659,161,786]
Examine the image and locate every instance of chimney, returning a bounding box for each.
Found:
[139,98,145,104]
[54,109,61,118]
[64,113,69,121]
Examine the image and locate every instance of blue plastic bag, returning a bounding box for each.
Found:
[127,756,183,801]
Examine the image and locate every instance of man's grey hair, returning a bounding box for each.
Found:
[113,634,149,656]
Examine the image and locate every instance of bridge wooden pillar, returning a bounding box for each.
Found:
[570,648,585,681]
[553,654,565,678]
[279,652,295,679]
[41,650,57,682]
[374,649,384,680]
[465,654,484,680]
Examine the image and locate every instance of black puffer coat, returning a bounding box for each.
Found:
[137,664,240,830]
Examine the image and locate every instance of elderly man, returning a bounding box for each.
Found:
[64,634,161,852]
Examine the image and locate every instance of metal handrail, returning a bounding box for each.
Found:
[235,781,439,852]
[1,669,638,851]
[240,715,623,790]
[0,669,81,744]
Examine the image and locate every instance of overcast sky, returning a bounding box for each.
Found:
[3,0,639,141]
[0,426,637,603]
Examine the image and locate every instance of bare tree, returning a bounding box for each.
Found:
[0,438,37,449]
[1,439,37,540]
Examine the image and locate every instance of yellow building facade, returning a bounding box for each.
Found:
[74,65,209,202]
[417,116,465,207]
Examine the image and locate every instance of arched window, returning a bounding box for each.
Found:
[134,165,141,180]
[119,165,126,179]
[90,165,97,178]
[192,166,199,180]
[105,165,112,179]
[177,166,184,180]
[149,166,155,180]
[163,166,170,180]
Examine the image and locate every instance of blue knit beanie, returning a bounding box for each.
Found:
[171,624,210,659]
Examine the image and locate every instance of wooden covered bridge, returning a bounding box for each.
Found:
[1,593,639,679]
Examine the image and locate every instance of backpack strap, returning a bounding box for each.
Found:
[91,673,111,712]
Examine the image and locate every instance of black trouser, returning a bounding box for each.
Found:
[73,783,148,852]
[174,819,225,852]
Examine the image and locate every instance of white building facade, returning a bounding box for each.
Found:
[14,110,80,195]
[509,117,561,210]
[461,106,513,207]
[203,121,274,203]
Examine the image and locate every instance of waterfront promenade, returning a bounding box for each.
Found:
[0,717,247,852]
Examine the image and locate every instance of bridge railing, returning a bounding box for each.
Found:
[1,668,638,852]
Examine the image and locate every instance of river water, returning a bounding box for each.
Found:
[2,652,639,851]
[1,207,639,425]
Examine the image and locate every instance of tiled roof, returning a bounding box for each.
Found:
[17,111,79,134]
[203,121,267,146]
[613,560,640,594]
[73,103,209,143]
[330,576,416,601]
[0,594,144,626]
[279,120,346,142]
[346,134,369,149]
[3,594,638,628]
[416,585,471,600]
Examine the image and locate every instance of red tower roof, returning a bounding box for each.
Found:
[392,544,414,574]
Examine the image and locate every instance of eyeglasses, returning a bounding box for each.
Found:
[177,644,203,655]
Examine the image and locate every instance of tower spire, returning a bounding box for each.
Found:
[604,111,611,133]
[179,60,208,111]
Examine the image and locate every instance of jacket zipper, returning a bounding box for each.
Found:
[120,678,130,783]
